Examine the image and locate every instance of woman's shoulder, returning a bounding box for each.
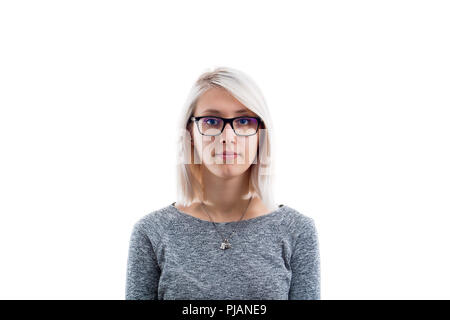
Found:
[278,204,318,238]
[131,203,179,235]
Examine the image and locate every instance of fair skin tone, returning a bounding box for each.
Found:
[174,86,271,223]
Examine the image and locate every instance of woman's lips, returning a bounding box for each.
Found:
[220,153,238,159]
[215,152,239,158]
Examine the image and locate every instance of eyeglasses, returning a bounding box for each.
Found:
[190,116,262,136]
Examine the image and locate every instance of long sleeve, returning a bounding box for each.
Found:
[125,221,161,300]
[288,217,321,300]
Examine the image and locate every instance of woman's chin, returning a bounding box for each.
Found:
[204,162,251,178]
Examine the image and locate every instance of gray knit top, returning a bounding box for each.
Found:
[125,203,321,300]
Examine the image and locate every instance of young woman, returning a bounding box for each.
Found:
[125,66,321,300]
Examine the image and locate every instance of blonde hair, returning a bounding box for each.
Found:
[175,66,278,211]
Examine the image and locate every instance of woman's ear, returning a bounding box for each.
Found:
[186,122,194,146]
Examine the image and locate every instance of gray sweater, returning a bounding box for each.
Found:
[125,203,321,300]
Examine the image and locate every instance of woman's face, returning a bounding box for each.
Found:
[189,87,261,178]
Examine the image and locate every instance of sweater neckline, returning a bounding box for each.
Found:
[169,202,286,226]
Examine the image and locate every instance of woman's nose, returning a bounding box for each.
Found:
[219,123,237,142]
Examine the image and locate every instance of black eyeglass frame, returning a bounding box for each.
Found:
[190,116,263,136]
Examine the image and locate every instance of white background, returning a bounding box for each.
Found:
[0,0,449,299]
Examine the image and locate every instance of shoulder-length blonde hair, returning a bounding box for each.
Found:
[175,66,279,212]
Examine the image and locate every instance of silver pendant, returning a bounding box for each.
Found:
[220,239,231,250]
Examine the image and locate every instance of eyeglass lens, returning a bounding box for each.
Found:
[198,117,259,136]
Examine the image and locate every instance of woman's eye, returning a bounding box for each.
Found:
[239,119,249,125]
[205,119,218,125]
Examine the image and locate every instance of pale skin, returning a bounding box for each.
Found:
[174,86,271,223]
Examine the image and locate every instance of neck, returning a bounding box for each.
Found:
[199,167,253,220]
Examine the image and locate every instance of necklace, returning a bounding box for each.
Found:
[200,196,253,250]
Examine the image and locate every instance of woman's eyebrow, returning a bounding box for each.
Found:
[200,108,251,115]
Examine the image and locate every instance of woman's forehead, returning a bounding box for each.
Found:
[195,87,257,117]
